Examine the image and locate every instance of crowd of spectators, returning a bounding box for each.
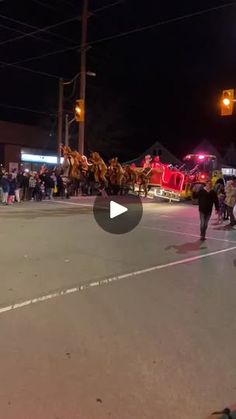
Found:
[0,169,65,205]
[215,178,236,227]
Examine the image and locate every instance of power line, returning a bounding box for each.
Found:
[0,1,234,79]
[0,0,123,50]
[0,59,62,79]
[0,13,77,45]
[31,0,65,12]
[1,1,235,70]
[92,0,124,14]
[0,21,61,47]
[0,14,79,47]
[89,1,236,46]
[0,102,56,116]
[31,0,77,13]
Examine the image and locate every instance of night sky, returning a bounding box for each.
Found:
[1,0,236,160]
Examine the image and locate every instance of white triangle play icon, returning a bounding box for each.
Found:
[110,200,128,219]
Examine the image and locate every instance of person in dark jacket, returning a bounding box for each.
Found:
[56,174,64,197]
[1,173,10,204]
[22,172,30,200]
[8,174,16,205]
[198,180,219,240]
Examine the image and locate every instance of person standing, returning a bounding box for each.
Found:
[8,174,16,205]
[22,172,30,200]
[225,180,236,227]
[198,180,219,240]
[29,173,36,200]
[0,173,10,204]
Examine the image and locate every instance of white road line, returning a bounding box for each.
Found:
[146,215,212,227]
[0,245,236,316]
[141,225,236,244]
[55,200,94,207]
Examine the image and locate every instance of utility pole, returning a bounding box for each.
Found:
[57,77,64,164]
[65,114,69,147]
[78,0,89,155]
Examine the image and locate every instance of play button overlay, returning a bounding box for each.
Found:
[93,195,143,234]
[110,200,128,219]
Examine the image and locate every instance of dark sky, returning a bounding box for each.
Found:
[1,0,236,159]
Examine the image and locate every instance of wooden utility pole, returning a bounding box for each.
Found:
[78,0,89,155]
[65,114,69,147]
[57,77,64,164]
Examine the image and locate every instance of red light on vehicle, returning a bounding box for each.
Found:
[198,154,205,160]
[200,174,206,179]
[185,155,191,160]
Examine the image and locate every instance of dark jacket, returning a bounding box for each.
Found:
[16,173,23,188]
[44,175,54,188]
[9,178,16,195]
[1,177,10,193]
[22,174,29,188]
[198,188,219,214]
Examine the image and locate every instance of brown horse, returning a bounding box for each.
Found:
[136,167,153,197]
[90,152,108,186]
[108,157,125,187]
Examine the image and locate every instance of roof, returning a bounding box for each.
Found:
[125,140,181,165]
[193,139,222,163]
[223,142,236,167]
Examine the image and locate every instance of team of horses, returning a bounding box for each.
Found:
[57,145,152,196]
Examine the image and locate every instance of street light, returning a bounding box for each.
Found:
[63,71,96,86]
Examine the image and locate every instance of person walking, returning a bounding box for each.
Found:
[198,180,219,240]
[225,180,236,227]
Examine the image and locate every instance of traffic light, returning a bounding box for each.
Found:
[221,89,234,116]
[74,99,85,122]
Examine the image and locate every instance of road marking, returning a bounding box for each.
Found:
[55,200,94,207]
[147,215,213,227]
[0,245,236,316]
[141,225,236,244]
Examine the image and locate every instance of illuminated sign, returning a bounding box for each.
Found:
[222,168,236,176]
[21,153,64,164]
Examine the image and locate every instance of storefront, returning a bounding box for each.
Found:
[222,167,236,177]
[20,149,63,171]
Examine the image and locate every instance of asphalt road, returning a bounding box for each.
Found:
[0,197,236,419]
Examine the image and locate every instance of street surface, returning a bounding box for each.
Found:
[0,197,236,419]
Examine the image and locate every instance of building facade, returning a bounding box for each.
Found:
[0,120,56,170]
